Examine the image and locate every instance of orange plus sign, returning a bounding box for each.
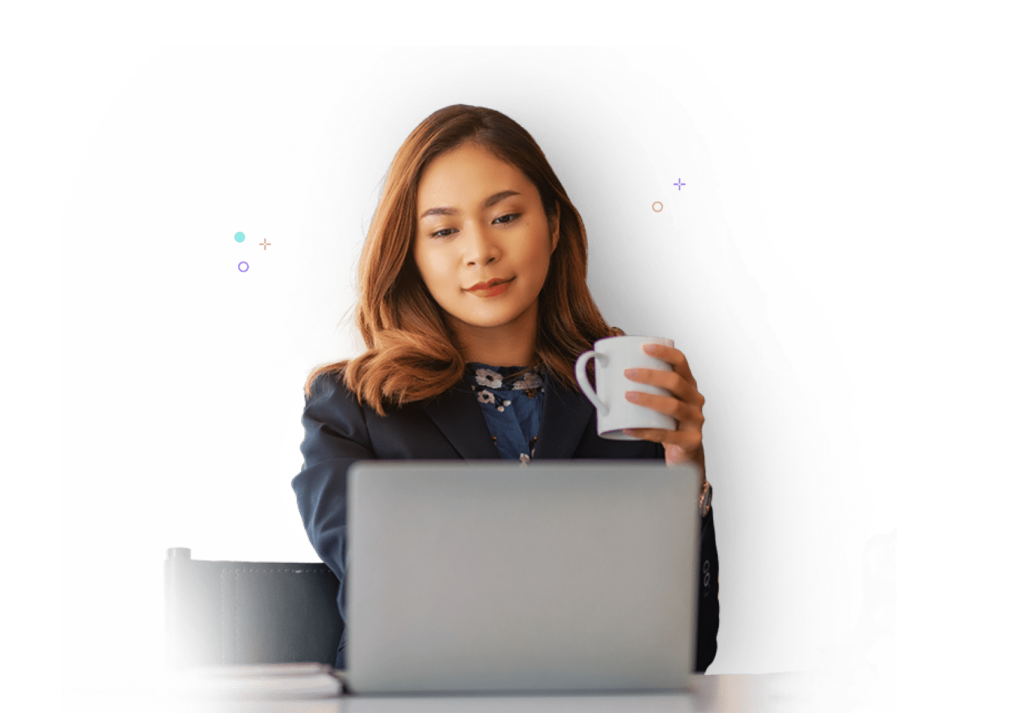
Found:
[259,239,271,250]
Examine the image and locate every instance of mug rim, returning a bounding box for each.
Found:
[594,335,674,347]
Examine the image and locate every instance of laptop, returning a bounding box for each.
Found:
[344,460,702,694]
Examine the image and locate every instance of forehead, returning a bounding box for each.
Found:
[417,143,534,208]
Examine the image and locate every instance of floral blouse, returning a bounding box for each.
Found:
[465,362,546,464]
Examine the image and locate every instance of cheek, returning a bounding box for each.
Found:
[526,239,552,277]
[416,250,451,291]
[413,250,428,279]
[524,236,548,266]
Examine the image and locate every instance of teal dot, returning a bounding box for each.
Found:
[234,232,245,243]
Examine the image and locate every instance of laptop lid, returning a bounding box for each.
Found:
[345,460,701,694]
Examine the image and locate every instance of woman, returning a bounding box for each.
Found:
[293,104,719,672]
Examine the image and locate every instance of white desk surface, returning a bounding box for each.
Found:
[69,670,886,713]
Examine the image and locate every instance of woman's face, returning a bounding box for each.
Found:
[413,142,558,340]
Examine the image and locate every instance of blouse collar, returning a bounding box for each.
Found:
[465,362,545,391]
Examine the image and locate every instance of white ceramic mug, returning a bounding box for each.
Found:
[574,336,677,441]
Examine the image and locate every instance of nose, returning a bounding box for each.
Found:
[463,221,500,267]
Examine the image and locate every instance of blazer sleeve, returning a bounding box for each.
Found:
[292,373,375,636]
[695,505,719,672]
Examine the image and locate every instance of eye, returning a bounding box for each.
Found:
[429,227,457,239]
[428,213,520,237]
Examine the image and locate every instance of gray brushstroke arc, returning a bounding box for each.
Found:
[59,45,872,672]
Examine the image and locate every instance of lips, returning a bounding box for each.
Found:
[467,278,513,298]
[468,277,511,291]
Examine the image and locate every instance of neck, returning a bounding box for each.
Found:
[450,307,538,367]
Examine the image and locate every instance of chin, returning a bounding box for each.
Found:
[469,315,517,329]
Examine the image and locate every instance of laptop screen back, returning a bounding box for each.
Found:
[345,460,701,694]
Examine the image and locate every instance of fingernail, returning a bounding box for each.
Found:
[643,344,657,353]
[624,368,639,378]
[623,429,635,436]
[625,391,639,402]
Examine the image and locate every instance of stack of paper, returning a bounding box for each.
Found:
[166,662,344,700]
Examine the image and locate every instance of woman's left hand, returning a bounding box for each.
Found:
[622,342,706,479]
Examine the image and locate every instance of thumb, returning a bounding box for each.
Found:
[665,443,688,466]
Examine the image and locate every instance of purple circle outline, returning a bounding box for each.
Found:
[238,261,249,273]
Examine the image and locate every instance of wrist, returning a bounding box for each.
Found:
[694,443,709,516]
[699,479,713,517]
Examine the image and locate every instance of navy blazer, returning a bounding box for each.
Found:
[293,367,719,672]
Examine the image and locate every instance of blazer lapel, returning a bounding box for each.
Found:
[420,382,501,460]
[420,366,593,461]
[533,367,595,460]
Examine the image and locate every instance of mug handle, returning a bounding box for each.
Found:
[575,350,609,417]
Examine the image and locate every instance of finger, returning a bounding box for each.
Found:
[625,390,705,428]
[624,367,705,406]
[664,442,702,467]
[638,348,704,409]
[622,420,704,444]
[642,343,697,387]
[623,426,703,448]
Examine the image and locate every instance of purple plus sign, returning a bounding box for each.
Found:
[674,179,686,190]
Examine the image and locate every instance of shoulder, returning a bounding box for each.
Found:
[307,369,353,403]
[300,369,377,465]
[305,367,423,429]
[303,369,368,431]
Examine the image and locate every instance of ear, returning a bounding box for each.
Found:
[548,203,561,254]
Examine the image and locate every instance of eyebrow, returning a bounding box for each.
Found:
[419,190,522,220]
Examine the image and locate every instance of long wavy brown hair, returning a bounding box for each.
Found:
[304,104,626,415]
